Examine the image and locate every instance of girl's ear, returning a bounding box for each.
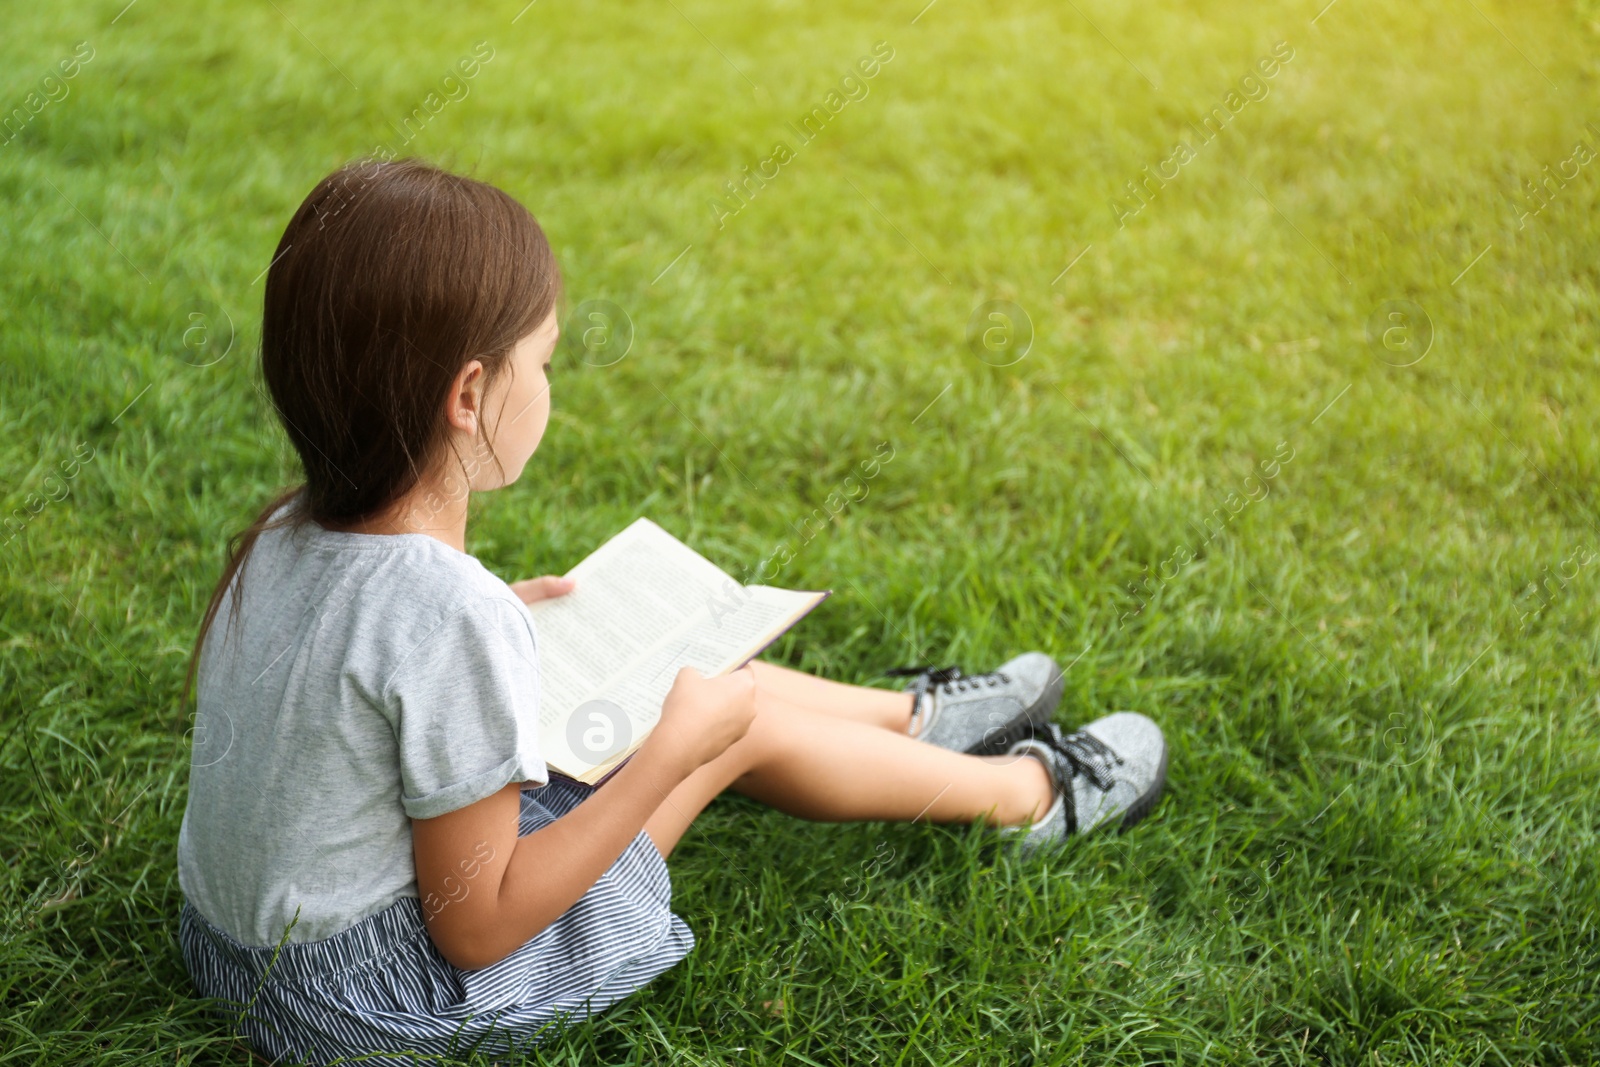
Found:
[445,359,486,435]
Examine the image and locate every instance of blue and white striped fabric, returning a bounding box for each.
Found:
[180,776,694,1065]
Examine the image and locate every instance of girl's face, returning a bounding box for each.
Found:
[471,308,559,491]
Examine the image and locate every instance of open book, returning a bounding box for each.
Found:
[527,518,828,783]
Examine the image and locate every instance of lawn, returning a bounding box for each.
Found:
[2,0,1598,1063]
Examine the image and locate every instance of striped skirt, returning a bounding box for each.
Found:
[179,775,695,1065]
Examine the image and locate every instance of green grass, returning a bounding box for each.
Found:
[2,0,1598,1062]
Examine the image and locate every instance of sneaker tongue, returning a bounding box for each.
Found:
[1057,734,1118,791]
[906,690,931,738]
[1027,726,1118,792]
[1060,776,1080,835]
[1021,748,1078,836]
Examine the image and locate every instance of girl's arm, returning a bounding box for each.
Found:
[411,666,754,971]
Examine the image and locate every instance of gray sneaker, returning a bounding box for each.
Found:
[1002,715,1167,851]
[888,652,1065,756]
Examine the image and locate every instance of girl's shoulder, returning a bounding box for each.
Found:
[283,518,507,590]
[229,517,533,691]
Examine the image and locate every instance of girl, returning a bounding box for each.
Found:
[178,159,1168,1064]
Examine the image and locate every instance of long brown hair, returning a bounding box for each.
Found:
[185,159,561,701]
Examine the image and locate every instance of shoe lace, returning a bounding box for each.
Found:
[883,665,1011,695]
[1036,728,1123,792]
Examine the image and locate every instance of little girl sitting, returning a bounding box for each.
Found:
[178,159,1167,1064]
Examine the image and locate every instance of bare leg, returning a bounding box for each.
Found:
[643,683,1051,858]
[748,660,913,731]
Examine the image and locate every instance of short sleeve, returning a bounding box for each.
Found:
[383,595,547,820]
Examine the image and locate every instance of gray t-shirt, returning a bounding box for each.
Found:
[178,509,547,946]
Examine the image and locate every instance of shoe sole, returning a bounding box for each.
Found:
[1117,737,1169,832]
[961,665,1068,757]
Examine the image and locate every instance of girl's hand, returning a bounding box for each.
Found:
[647,665,757,776]
[510,575,576,604]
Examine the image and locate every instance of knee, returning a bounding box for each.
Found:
[747,662,795,713]
[740,697,782,747]
[727,699,788,779]
[747,660,781,695]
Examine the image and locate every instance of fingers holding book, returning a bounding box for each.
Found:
[510,574,577,604]
[649,666,758,777]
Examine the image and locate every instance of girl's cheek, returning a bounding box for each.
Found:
[527,403,550,456]
[500,387,551,477]
[526,382,551,445]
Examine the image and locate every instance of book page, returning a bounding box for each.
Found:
[525,518,735,727]
[597,586,825,726]
[563,587,828,782]
[525,517,829,782]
